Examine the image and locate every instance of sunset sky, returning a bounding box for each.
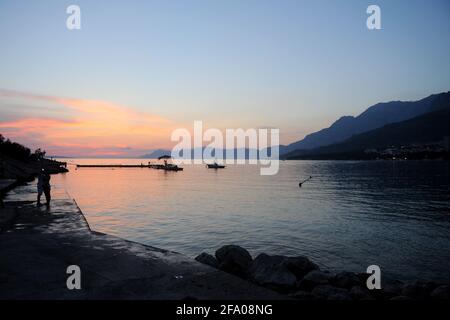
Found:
[1,0,449,157]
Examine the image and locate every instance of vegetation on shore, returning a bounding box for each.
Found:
[0,134,68,181]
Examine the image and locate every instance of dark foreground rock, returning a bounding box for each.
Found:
[390,295,414,301]
[283,256,319,279]
[289,290,314,300]
[430,285,450,300]
[311,285,352,300]
[196,245,450,301]
[332,271,361,289]
[248,254,297,290]
[350,286,375,300]
[381,280,403,298]
[1,156,68,181]
[195,252,219,268]
[401,280,437,300]
[298,270,332,291]
[0,185,284,300]
[215,245,253,278]
[248,253,321,292]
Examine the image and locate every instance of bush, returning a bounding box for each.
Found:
[0,134,43,161]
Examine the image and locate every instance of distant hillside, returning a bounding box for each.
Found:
[282,91,450,154]
[139,149,171,159]
[0,134,68,180]
[284,102,450,160]
[140,148,272,160]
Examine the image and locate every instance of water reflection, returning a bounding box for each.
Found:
[53,159,450,282]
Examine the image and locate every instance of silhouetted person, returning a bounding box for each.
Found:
[37,169,51,208]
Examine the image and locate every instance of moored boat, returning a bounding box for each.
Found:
[206,162,225,169]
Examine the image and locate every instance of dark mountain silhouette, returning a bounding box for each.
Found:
[0,134,68,180]
[140,147,275,160]
[284,96,450,159]
[139,149,172,159]
[282,91,450,154]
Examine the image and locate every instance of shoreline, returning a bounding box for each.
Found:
[0,182,283,300]
[1,182,449,300]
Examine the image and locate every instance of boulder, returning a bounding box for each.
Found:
[329,292,353,301]
[195,252,219,268]
[401,280,434,300]
[215,245,253,278]
[282,256,319,279]
[430,285,450,300]
[380,280,403,299]
[297,270,332,291]
[248,253,297,290]
[289,290,315,300]
[350,286,375,300]
[390,296,414,301]
[311,285,351,300]
[332,271,361,289]
[356,272,370,287]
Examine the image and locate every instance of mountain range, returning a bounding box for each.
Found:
[283,91,450,159]
[280,91,450,154]
[139,91,450,160]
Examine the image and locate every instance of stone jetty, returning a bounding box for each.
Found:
[0,183,282,300]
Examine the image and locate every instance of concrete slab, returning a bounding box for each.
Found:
[0,184,284,300]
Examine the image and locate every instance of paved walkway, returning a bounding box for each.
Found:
[0,183,283,299]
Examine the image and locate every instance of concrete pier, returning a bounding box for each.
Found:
[0,183,282,300]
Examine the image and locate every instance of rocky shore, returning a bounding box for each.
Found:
[0,156,68,181]
[0,136,69,184]
[2,180,449,300]
[195,245,450,301]
[0,157,68,209]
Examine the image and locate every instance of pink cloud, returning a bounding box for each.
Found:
[0,89,178,157]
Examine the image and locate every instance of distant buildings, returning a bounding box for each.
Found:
[364,140,449,160]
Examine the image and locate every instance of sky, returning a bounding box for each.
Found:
[0,0,449,157]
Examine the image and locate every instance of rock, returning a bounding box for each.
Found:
[329,292,353,301]
[297,270,332,291]
[282,256,319,279]
[215,245,253,278]
[357,272,369,283]
[332,272,361,289]
[195,252,219,268]
[390,296,414,301]
[380,280,403,299]
[350,286,375,300]
[248,253,297,290]
[289,290,315,300]
[401,280,434,299]
[311,285,351,300]
[430,285,450,300]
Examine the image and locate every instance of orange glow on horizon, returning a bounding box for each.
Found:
[0,90,181,157]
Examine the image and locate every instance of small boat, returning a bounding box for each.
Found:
[206,162,225,169]
[157,156,183,171]
[163,164,184,171]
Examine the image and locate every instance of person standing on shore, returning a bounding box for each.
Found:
[37,169,51,208]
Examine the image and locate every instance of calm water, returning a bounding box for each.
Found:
[52,159,450,282]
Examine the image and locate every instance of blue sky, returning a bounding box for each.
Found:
[0,0,449,155]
